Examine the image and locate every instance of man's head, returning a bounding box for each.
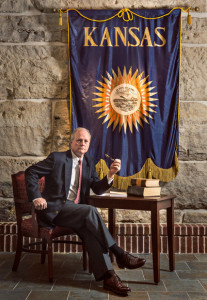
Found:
[70,127,91,158]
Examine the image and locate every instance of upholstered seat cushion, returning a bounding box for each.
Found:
[40,226,75,240]
[21,217,75,240]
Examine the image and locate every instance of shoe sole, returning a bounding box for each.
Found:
[103,285,129,296]
[117,260,146,269]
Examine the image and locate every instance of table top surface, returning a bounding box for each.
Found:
[87,193,176,210]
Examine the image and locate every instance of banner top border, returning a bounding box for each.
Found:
[60,7,190,23]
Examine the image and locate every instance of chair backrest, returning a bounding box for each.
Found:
[11,171,45,225]
[11,171,45,204]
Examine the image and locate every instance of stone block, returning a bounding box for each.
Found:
[180,47,207,100]
[116,209,151,223]
[51,100,71,152]
[0,45,68,100]
[0,0,206,13]
[174,210,183,223]
[0,101,52,156]
[162,161,207,209]
[179,102,207,160]
[0,0,34,13]
[99,208,191,224]
[110,208,182,223]
[0,156,44,198]
[158,209,183,223]
[0,157,44,183]
[2,0,206,13]
[29,0,207,12]
[183,210,207,223]
[0,14,67,43]
[99,207,182,223]
[0,199,14,222]
[181,17,207,44]
[0,182,12,198]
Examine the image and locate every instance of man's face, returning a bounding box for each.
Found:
[70,129,91,158]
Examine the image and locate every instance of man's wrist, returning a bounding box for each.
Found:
[107,174,114,184]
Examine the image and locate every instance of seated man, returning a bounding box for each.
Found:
[25,127,145,296]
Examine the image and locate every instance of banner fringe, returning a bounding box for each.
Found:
[96,152,179,190]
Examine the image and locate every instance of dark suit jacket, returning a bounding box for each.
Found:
[25,150,111,228]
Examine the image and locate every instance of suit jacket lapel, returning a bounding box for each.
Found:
[65,150,72,197]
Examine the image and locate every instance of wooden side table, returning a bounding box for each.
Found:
[88,194,176,284]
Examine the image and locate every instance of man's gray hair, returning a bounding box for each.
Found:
[71,127,91,141]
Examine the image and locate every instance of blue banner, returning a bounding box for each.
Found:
[67,8,181,184]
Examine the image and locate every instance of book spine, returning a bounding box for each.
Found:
[127,186,144,196]
[131,179,146,186]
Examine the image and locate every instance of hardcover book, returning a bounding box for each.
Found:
[127,186,161,197]
[131,178,160,187]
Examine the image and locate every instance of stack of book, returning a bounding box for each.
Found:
[127,178,161,197]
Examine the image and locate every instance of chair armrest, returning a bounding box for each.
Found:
[31,204,39,237]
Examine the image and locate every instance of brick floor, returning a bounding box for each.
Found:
[0,252,207,299]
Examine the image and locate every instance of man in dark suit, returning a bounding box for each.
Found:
[25,127,145,296]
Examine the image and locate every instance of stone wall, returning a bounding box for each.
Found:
[0,0,206,223]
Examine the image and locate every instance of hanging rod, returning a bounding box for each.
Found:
[53,7,200,13]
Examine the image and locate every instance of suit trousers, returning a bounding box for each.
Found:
[53,201,116,280]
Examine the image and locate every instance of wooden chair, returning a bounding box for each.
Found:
[11,171,88,282]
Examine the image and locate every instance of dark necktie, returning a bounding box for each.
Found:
[74,159,82,204]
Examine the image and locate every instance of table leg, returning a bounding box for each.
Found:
[108,208,115,262]
[151,204,160,284]
[167,199,175,271]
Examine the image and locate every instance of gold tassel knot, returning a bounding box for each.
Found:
[118,8,133,21]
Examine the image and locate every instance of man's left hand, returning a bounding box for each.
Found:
[108,159,121,180]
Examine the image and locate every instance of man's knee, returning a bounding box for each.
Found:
[85,205,101,221]
[88,205,99,215]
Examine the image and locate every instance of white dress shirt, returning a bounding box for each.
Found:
[68,151,113,202]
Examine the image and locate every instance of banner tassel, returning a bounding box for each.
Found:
[187,9,191,25]
[59,9,63,26]
[148,168,152,179]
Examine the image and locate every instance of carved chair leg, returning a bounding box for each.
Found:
[41,239,47,264]
[82,243,92,274]
[82,243,87,271]
[12,233,23,271]
[88,259,93,274]
[47,240,53,283]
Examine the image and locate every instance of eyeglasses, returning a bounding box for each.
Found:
[75,139,89,144]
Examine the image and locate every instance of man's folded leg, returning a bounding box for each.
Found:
[110,244,146,269]
[77,229,130,296]
[54,202,116,251]
[54,203,145,295]
[77,227,113,281]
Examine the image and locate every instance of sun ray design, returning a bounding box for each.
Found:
[92,67,158,134]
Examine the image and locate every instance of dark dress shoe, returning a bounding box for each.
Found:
[103,272,131,296]
[116,252,146,269]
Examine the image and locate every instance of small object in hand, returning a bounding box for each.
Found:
[105,154,115,161]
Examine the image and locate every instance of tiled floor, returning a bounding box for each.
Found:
[0,252,207,299]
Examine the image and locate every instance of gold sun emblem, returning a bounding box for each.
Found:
[92,66,158,133]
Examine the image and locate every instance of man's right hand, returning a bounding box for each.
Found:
[33,198,47,210]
